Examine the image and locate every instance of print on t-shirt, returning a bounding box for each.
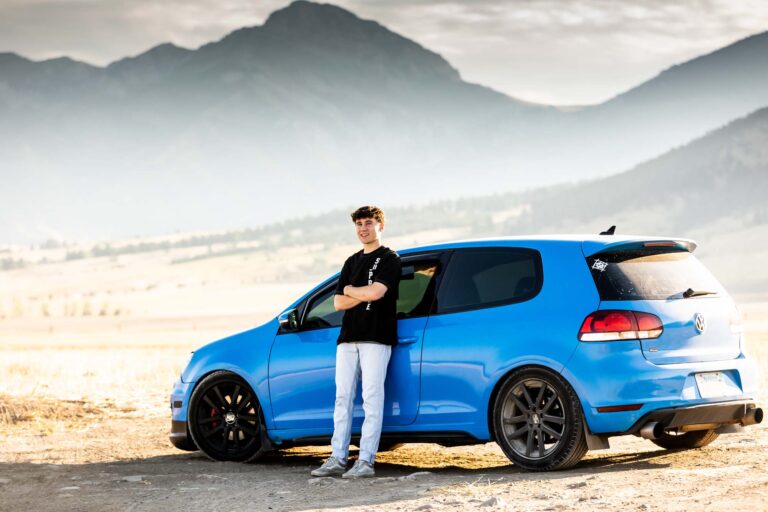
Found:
[366,256,381,311]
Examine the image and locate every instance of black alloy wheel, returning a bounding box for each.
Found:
[493,367,588,471]
[188,371,266,462]
[650,429,720,450]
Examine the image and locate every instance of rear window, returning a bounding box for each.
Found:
[586,249,723,300]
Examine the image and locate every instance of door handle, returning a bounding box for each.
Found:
[398,336,418,345]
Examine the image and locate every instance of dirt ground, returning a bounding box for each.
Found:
[1,302,767,512]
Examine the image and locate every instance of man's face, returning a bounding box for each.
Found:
[355,217,383,245]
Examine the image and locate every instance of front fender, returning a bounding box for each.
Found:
[181,319,278,430]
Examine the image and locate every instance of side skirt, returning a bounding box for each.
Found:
[270,431,485,449]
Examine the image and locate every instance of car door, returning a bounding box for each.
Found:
[419,247,545,427]
[268,252,445,431]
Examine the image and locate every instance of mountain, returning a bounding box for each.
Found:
[0,1,550,242]
[517,107,768,232]
[562,31,768,176]
[1,1,767,243]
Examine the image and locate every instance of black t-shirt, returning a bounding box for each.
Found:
[335,246,401,346]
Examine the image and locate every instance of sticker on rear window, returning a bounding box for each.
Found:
[591,259,608,272]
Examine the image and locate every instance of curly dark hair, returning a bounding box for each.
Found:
[350,205,385,224]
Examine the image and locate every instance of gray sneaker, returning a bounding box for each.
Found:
[342,459,375,479]
[311,456,347,477]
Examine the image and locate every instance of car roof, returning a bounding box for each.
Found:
[398,234,698,257]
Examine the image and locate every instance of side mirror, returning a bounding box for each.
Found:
[278,308,299,331]
[401,265,415,280]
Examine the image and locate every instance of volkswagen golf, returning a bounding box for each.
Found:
[169,233,763,471]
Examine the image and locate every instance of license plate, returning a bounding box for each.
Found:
[694,371,735,399]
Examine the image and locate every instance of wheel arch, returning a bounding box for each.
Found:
[486,362,590,470]
[186,368,276,461]
[186,365,274,431]
[486,362,575,443]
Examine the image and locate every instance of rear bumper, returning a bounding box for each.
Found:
[627,399,762,435]
[562,341,761,434]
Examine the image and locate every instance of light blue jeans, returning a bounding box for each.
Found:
[330,342,392,464]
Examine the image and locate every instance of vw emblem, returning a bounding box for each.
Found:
[694,313,706,333]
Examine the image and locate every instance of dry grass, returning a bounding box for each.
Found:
[0,394,105,425]
[0,348,184,404]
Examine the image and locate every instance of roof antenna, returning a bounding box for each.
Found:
[599,225,616,236]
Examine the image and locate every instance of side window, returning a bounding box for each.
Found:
[436,248,542,314]
[397,260,440,318]
[302,285,344,330]
[300,258,442,329]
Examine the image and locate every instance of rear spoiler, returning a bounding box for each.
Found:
[583,239,697,257]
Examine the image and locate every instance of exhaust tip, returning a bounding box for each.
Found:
[742,407,763,426]
[639,421,665,440]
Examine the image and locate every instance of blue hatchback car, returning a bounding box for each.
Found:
[169,234,763,470]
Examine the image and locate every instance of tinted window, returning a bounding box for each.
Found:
[587,249,723,300]
[300,258,441,330]
[397,260,439,318]
[303,286,344,330]
[437,248,542,313]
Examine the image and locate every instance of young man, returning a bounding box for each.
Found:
[311,206,401,479]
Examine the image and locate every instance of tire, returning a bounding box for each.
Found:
[650,429,720,450]
[188,371,268,462]
[493,367,588,471]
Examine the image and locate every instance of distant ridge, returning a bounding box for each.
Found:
[605,30,768,106]
[567,30,768,174]
[522,106,768,233]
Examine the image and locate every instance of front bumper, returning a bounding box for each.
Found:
[169,378,196,451]
[169,420,197,451]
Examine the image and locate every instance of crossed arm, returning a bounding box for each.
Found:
[334,282,389,311]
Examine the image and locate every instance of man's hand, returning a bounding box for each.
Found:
[334,294,362,311]
[344,283,388,302]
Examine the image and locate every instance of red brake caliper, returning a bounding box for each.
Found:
[210,407,219,428]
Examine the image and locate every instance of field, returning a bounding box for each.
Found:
[1,246,767,511]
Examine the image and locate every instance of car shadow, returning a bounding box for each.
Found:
[261,444,674,477]
[0,443,743,512]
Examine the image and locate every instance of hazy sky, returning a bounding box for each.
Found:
[1,0,767,105]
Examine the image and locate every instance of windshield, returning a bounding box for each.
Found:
[586,249,724,301]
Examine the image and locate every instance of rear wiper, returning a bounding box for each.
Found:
[683,288,717,298]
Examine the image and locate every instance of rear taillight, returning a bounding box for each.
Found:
[578,310,663,342]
